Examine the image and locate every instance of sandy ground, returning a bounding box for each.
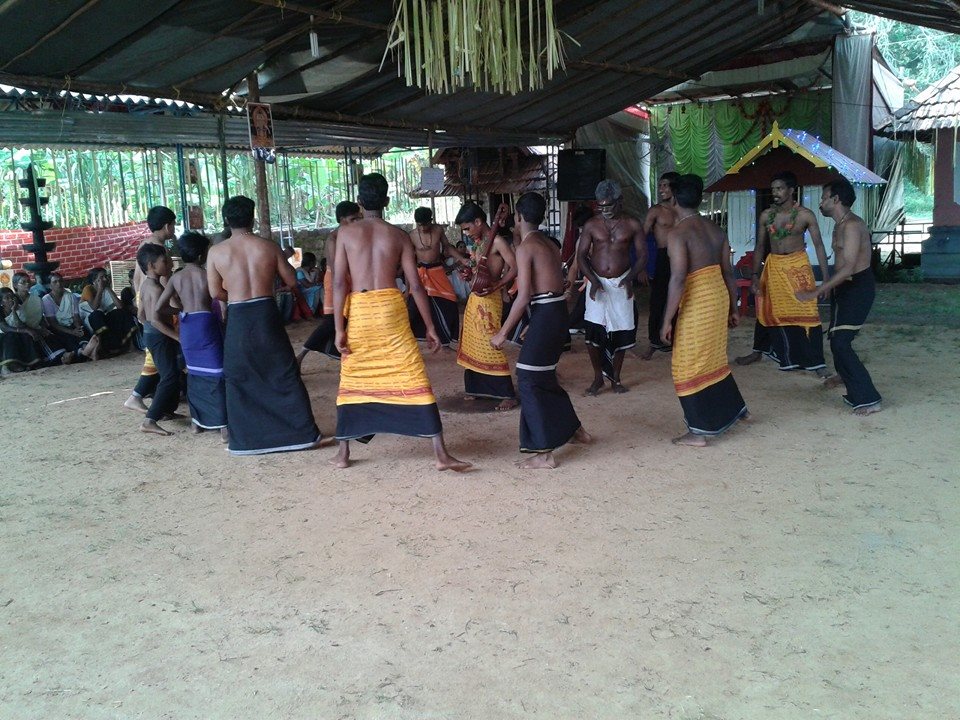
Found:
[1,313,958,720]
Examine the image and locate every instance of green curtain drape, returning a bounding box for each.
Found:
[652,92,833,182]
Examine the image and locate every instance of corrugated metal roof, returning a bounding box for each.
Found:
[409,147,546,198]
[0,1,955,147]
[881,64,960,137]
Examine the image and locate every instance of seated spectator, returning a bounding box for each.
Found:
[296,251,323,313]
[1,287,42,374]
[6,272,82,366]
[80,267,137,355]
[41,272,101,359]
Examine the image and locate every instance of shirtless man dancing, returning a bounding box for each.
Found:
[407,206,468,347]
[207,196,322,455]
[333,173,470,471]
[641,171,679,359]
[577,180,647,394]
[736,171,832,377]
[796,179,882,415]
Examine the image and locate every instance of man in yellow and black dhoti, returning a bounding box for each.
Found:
[737,172,831,376]
[454,202,518,409]
[662,175,748,446]
[333,173,470,471]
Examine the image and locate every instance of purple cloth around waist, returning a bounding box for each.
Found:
[179,310,224,376]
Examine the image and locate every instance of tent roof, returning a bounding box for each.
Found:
[706,123,886,192]
[880,63,960,139]
[1,1,957,148]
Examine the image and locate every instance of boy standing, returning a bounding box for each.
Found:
[137,244,181,436]
[157,232,229,440]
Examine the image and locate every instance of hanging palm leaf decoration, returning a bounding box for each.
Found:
[381,0,576,95]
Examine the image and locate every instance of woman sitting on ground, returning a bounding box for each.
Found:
[296,251,323,313]
[10,271,84,365]
[0,287,43,374]
[41,272,101,360]
[80,267,136,355]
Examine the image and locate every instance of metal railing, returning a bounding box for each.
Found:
[873,218,931,267]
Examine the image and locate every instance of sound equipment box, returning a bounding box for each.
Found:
[556,149,606,201]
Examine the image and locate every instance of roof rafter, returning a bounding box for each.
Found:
[1,0,104,72]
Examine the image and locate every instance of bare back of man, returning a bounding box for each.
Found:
[673,215,731,274]
[207,230,295,302]
[168,265,212,314]
[337,218,412,293]
[332,210,470,472]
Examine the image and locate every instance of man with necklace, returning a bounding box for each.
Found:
[736,171,832,378]
[576,180,647,395]
[407,206,468,347]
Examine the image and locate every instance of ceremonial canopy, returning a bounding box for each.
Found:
[707,123,887,193]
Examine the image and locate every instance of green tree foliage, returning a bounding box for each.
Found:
[850,12,960,97]
[0,146,436,231]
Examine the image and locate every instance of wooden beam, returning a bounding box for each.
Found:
[1,0,104,71]
[0,0,27,18]
[244,0,389,31]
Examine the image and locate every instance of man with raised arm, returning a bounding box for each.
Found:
[332,173,470,472]
[796,179,881,415]
[207,196,322,455]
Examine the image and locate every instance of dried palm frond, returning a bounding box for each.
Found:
[382,0,572,95]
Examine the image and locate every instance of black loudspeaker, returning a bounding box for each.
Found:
[557,149,606,201]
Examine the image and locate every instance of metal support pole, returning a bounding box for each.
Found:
[176,143,189,231]
[218,111,229,204]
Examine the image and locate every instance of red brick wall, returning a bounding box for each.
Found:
[0,222,147,281]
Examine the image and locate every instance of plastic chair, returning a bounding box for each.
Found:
[734,251,755,316]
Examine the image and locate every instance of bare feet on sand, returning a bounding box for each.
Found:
[823,375,845,389]
[496,398,519,411]
[853,402,882,416]
[518,453,557,469]
[610,380,629,394]
[735,351,762,366]
[190,424,203,434]
[140,419,172,436]
[436,455,472,472]
[584,379,604,396]
[329,454,350,469]
[672,432,707,447]
[81,335,100,361]
[124,394,148,413]
[570,427,594,444]
[815,368,833,380]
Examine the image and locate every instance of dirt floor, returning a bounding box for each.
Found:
[1,307,958,719]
